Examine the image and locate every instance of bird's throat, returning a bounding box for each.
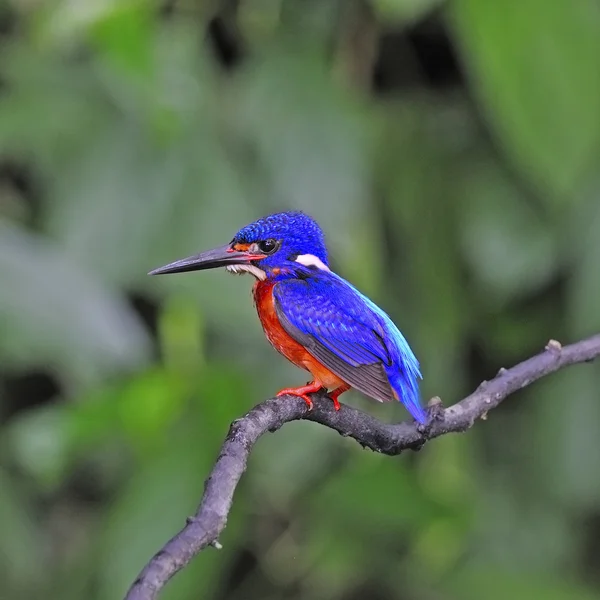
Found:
[226,264,267,280]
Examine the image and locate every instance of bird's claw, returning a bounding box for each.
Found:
[277,388,315,410]
[327,383,349,411]
[277,382,346,412]
[300,395,314,411]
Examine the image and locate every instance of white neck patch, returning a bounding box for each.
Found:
[226,264,267,280]
[295,254,330,271]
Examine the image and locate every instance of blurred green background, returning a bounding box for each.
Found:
[1,1,600,599]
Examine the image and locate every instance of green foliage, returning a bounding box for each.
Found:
[451,0,600,199]
[0,1,599,599]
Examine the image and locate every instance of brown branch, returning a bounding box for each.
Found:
[124,334,600,600]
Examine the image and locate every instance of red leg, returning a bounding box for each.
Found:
[329,383,351,411]
[277,380,324,410]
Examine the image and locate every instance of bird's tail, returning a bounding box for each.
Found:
[388,365,426,424]
[344,279,426,423]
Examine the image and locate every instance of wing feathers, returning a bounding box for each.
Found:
[274,284,397,403]
[308,342,393,402]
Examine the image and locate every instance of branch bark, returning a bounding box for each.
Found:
[124,334,600,600]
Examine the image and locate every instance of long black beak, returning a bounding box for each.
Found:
[149,244,260,275]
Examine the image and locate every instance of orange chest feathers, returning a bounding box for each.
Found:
[252,281,345,389]
[253,281,309,369]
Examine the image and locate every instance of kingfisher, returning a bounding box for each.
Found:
[150,211,426,423]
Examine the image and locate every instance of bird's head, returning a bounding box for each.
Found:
[149,211,329,281]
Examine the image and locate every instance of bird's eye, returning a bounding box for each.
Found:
[257,239,278,254]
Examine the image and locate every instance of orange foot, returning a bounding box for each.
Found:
[328,383,351,411]
[277,380,324,410]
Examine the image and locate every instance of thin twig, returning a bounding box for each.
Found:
[124,334,600,600]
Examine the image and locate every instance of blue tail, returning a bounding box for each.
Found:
[387,365,426,424]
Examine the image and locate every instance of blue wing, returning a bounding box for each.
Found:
[273,273,425,423]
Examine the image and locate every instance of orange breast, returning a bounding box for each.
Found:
[253,280,345,390]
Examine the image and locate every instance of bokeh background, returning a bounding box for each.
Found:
[1,1,600,599]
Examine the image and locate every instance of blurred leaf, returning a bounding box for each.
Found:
[6,367,193,489]
[31,0,152,48]
[232,47,370,240]
[307,453,444,536]
[451,0,600,198]
[568,194,600,336]
[533,367,600,510]
[249,420,345,510]
[373,0,445,24]
[475,472,576,572]
[239,0,283,44]
[0,468,45,591]
[485,306,563,358]
[378,100,469,400]
[301,526,370,600]
[91,18,211,133]
[158,296,206,373]
[418,434,474,510]
[44,121,188,286]
[116,369,190,451]
[0,46,113,165]
[445,566,598,600]
[97,429,233,600]
[0,221,150,383]
[69,368,191,453]
[7,406,72,490]
[459,156,558,303]
[90,2,155,77]
[194,363,254,447]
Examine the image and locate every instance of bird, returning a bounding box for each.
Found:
[149,211,426,423]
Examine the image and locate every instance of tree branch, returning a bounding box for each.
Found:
[124,334,600,600]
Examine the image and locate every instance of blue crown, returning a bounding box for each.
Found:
[234,211,328,265]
